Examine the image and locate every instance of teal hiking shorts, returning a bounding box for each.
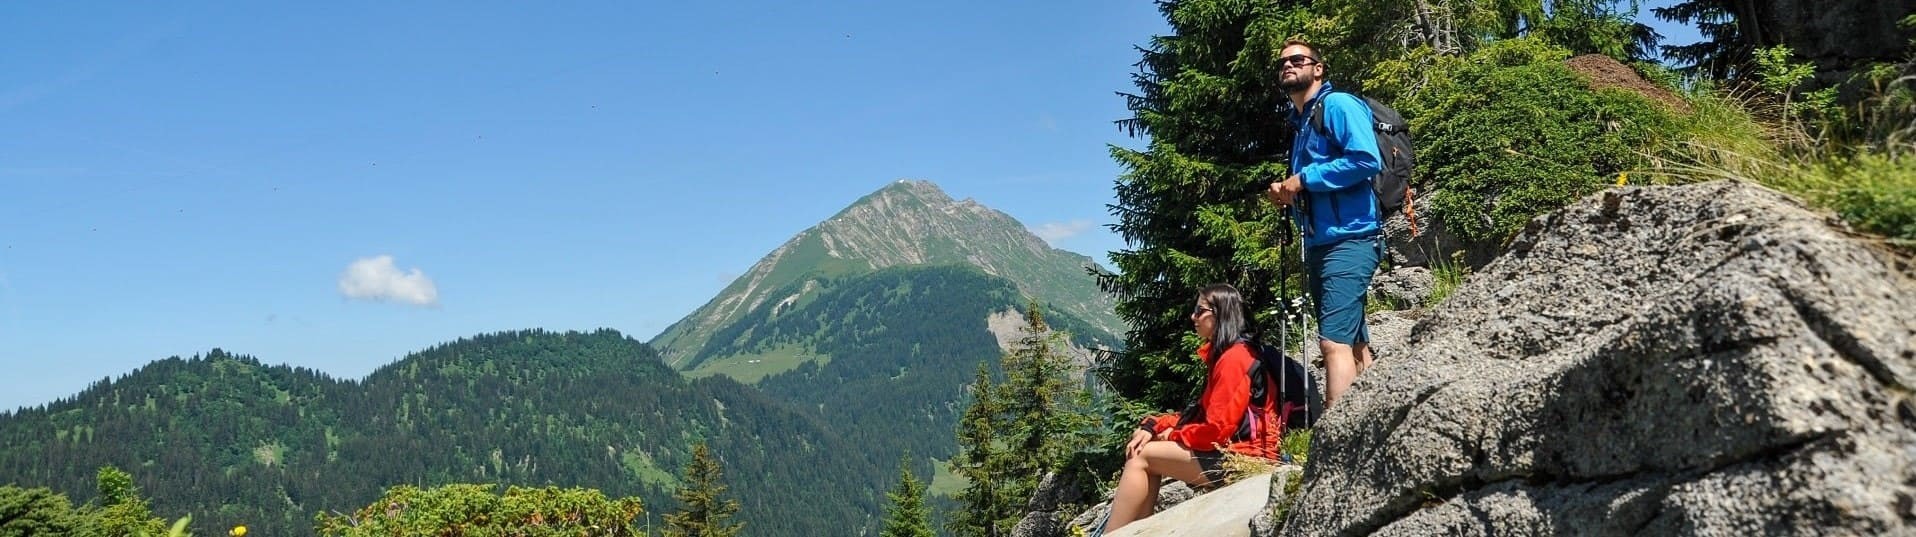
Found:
[1305,235,1382,345]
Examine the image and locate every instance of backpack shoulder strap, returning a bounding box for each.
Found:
[1307,93,1331,140]
[1308,90,1362,149]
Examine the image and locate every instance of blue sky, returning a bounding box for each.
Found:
[0,2,1703,412]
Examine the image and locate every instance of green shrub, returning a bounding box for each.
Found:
[1827,154,1916,242]
[1280,427,1312,466]
[314,484,646,537]
[1766,153,1916,244]
[1391,38,1684,243]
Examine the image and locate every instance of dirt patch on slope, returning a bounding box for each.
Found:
[1565,54,1691,114]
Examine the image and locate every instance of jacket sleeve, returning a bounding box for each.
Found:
[1168,347,1256,451]
[1141,413,1179,434]
[1300,93,1383,193]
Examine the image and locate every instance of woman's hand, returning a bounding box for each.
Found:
[1125,429,1153,459]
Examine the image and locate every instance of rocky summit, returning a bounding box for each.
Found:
[649,179,1121,370]
[1281,181,1915,536]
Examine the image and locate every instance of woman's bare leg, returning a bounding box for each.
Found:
[1102,441,1211,534]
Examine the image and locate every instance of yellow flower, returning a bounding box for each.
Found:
[230,526,247,537]
[1616,172,1628,186]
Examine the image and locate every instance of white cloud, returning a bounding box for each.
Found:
[338,255,439,307]
[1033,220,1095,244]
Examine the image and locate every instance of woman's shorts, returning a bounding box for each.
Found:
[1193,449,1228,487]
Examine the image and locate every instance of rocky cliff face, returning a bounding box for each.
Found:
[649,180,1121,368]
[1749,0,1916,74]
[1281,181,1916,535]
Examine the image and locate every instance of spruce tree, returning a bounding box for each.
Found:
[952,304,1099,537]
[78,466,165,537]
[879,457,935,537]
[663,443,743,537]
[1103,0,1306,412]
[0,486,79,537]
[949,364,1012,537]
[1652,0,1751,78]
[1000,302,1095,500]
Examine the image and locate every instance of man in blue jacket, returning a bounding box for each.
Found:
[1264,39,1383,409]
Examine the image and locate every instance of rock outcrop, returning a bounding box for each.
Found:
[1108,473,1277,537]
[1060,480,1202,537]
[1381,188,1491,269]
[1279,181,1916,535]
[1013,471,1099,537]
[1747,0,1916,75]
[1039,470,1296,537]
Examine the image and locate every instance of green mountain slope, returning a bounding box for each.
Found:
[0,331,888,537]
[650,180,1122,375]
[723,264,1119,473]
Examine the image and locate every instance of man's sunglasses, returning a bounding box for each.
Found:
[1280,54,1320,67]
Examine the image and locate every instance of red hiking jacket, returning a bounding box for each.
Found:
[1139,341,1283,459]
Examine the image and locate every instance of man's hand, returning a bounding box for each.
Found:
[1265,175,1305,207]
[1125,429,1153,459]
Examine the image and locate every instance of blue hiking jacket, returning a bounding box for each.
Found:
[1287,82,1383,247]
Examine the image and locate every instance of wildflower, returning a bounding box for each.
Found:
[231,526,248,537]
[1616,172,1628,186]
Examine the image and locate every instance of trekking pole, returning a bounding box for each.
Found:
[1276,218,1304,443]
[1280,219,1314,430]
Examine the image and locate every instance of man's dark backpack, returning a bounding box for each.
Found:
[1309,92,1418,233]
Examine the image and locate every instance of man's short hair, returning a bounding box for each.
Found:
[1282,39,1321,63]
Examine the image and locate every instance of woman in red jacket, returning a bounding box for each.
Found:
[1101,283,1282,535]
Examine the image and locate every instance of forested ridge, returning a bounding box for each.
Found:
[0,330,889,537]
[0,265,1121,536]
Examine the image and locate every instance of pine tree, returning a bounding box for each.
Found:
[1653,0,1753,78]
[949,364,1013,537]
[999,302,1095,501]
[1103,0,1306,413]
[0,486,80,537]
[95,466,136,507]
[663,443,743,537]
[77,466,165,537]
[879,456,935,537]
[952,304,1099,537]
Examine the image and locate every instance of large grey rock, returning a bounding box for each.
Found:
[1109,473,1275,537]
[1381,188,1498,269]
[1372,267,1436,309]
[1251,465,1307,537]
[1282,182,1916,536]
[1366,309,1420,364]
[1750,0,1916,75]
[1065,481,1201,537]
[1012,471,1094,537]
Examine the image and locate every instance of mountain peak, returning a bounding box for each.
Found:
[877,179,949,199]
[839,179,983,220]
[650,179,1121,369]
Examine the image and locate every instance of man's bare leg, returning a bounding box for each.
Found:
[1322,340,1373,408]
